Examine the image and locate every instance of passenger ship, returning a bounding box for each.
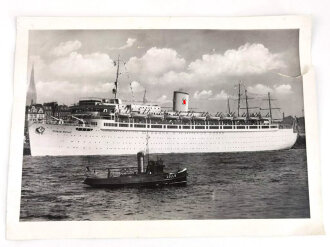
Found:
[28,57,298,156]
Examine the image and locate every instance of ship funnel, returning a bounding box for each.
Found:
[173,91,189,112]
[137,151,145,174]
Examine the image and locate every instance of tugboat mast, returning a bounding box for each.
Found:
[146,131,150,164]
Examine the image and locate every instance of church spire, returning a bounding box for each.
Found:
[26,64,37,105]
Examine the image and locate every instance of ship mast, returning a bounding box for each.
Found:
[113,55,120,99]
[260,92,280,124]
[237,83,241,117]
[241,88,258,119]
[227,96,231,115]
[143,89,147,104]
[268,92,273,122]
[244,89,249,118]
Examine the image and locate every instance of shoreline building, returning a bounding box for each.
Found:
[26,65,37,106]
[25,104,45,122]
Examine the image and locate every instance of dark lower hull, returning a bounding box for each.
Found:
[292,134,306,149]
[83,169,187,188]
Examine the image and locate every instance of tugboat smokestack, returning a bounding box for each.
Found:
[137,152,145,174]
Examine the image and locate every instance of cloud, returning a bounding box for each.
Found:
[209,90,230,100]
[50,40,82,57]
[158,71,193,86]
[247,84,273,94]
[274,84,293,95]
[129,43,285,88]
[193,90,213,99]
[36,80,114,104]
[49,52,116,79]
[33,42,292,109]
[188,43,285,77]
[127,47,186,77]
[129,80,145,93]
[120,38,136,49]
[108,38,137,50]
[156,95,171,103]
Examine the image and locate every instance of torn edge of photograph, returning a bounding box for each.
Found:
[6,16,324,239]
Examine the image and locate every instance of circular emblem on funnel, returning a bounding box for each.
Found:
[182,98,186,105]
[36,126,45,134]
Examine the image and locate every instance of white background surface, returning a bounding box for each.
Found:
[0,0,329,246]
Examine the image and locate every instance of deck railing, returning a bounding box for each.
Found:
[31,119,293,130]
[101,122,280,130]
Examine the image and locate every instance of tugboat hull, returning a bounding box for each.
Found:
[83,168,187,188]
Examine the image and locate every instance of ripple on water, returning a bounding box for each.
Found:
[20,150,310,221]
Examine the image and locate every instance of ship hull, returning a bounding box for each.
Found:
[83,169,188,188]
[28,123,298,156]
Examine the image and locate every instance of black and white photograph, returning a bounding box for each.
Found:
[6,16,323,239]
[21,27,310,220]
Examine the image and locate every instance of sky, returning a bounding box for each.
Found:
[27,29,304,117]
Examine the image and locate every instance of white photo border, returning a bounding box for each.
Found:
[6,16,324,239]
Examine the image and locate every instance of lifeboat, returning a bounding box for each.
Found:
[180,115,192,121]
[223,116,234,121]
[118,113,131,118]
[165,114,180,120]
[148,114,164,120]
[131,112,147,118]
[207,116,220,121]
[193,116,206,121]
[235,116,247,121]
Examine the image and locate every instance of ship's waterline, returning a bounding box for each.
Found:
[28,122,298,156]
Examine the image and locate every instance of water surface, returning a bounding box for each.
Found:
[20,149,310,221]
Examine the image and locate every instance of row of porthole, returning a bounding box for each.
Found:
[64,142,277,147]
[56,133,276,140]
[64,133,276,138]
[52,133,287,140]
[64,146,272,150]
[66,144,278,147]
[64,138,281,144]
[56,136,284,143]
[65,139,277,144]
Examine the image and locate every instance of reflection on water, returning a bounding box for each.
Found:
[20,149,310,221]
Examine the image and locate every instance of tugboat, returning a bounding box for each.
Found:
[83,152,187,188]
